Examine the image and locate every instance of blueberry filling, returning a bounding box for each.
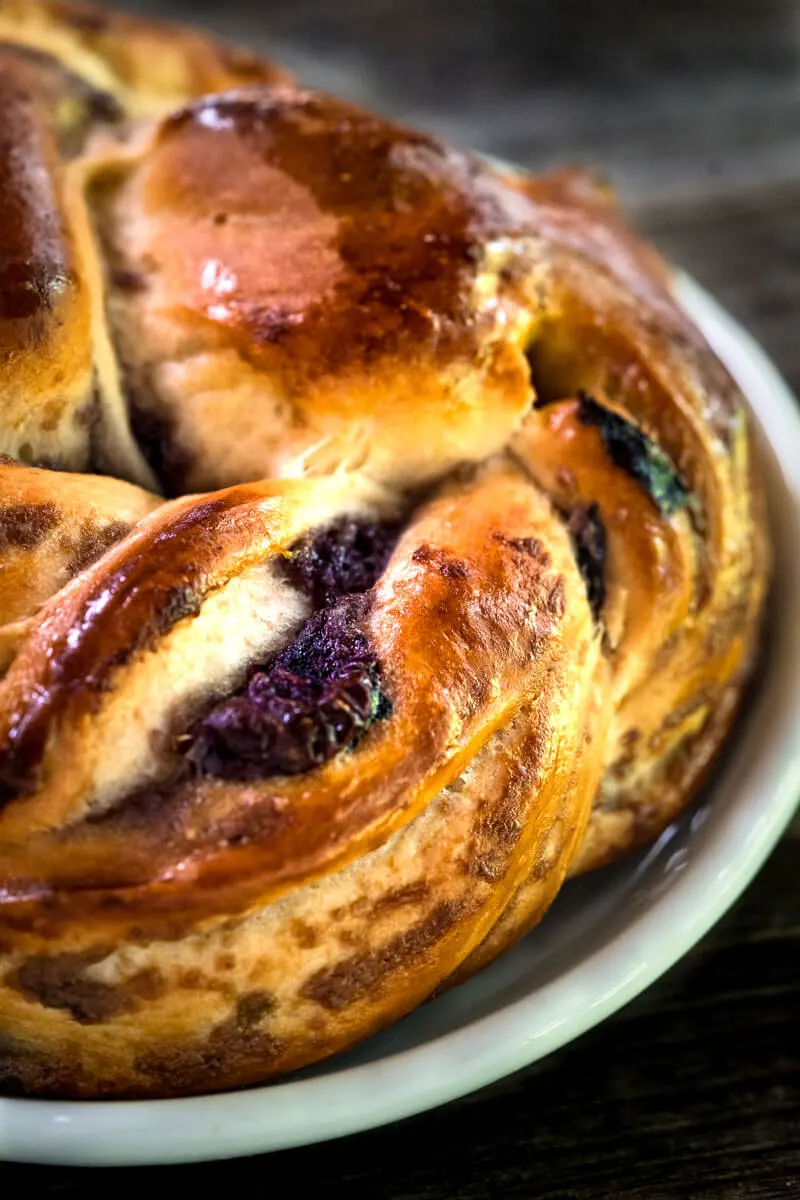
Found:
[564,504,607,621]
[190,521,400,780]
[577,392,690,516]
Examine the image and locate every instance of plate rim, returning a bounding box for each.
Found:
[1,272,799,1166]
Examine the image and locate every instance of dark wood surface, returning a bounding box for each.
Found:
[5,1,800,1194]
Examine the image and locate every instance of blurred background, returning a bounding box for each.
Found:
[123,0,800,391]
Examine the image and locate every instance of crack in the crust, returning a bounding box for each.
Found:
[188,520,400,781]
[281,516,403,608]
[508,443,609,626]
[563,503,607,621]
[576,391,690,516]
[188,594,387,781]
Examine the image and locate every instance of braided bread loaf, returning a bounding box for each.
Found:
[0,1,768,1098]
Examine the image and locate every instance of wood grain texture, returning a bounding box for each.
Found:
[3,0,799,1190]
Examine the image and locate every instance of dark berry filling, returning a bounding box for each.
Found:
[565,503,607,621]
[190,596,386,780]
[577,392,690,516]
[190,520,401,781]
[281,517,402,607]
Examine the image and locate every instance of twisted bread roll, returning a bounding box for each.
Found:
[0,2,767,1097]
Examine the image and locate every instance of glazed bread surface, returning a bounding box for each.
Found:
[0,0,768,1097]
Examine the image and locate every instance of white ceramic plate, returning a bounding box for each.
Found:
[1,274,799,1167]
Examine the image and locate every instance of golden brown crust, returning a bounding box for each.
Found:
[0,464,588,913]
[0,0,287,479]
[0,44,97,473]
[0,3,769,1099]
[0,1,288,114]
[0,463,603,1096]
[0,458,159,670]
[504,190,768,871]
[86,87,537,494]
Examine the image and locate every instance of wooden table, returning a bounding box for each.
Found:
[6,1,800,1194]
